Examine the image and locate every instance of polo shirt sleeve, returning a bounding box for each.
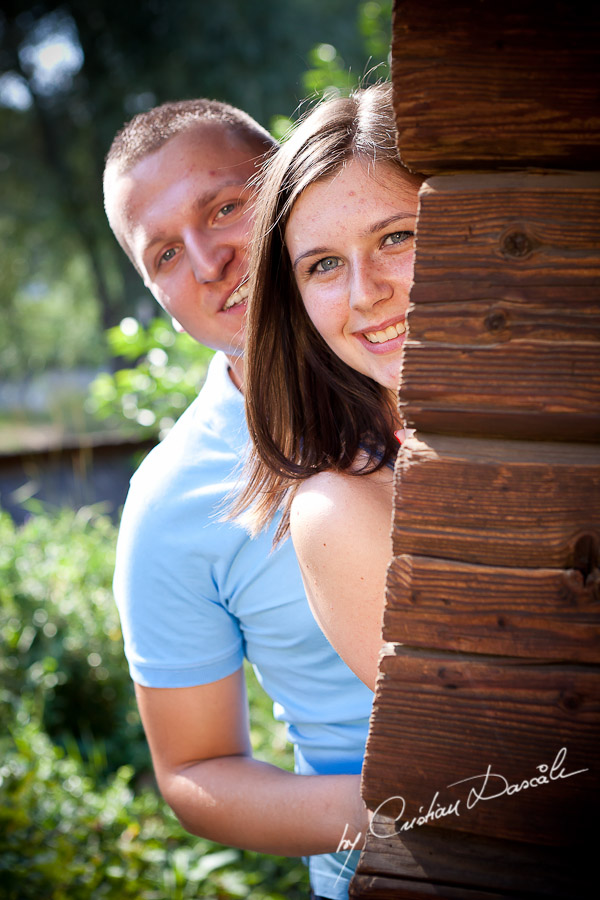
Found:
[113,456,245,689]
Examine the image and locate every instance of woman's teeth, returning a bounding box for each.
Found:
[364,321,406,344]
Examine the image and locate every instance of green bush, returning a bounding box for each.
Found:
[0,718,309,899]
[0,504,149,777]
[0,504,309,897]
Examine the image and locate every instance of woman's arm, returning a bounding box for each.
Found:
[290,467,395,691]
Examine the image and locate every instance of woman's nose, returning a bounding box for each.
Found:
[348,259,393,311]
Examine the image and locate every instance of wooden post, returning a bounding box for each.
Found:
[351,2,600,897]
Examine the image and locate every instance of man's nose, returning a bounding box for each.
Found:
[186,230,234,283]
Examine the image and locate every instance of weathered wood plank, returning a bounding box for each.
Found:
[352,816,591,898]
[362,648,599,846]
[400,174,600,440]
[410,283,600,307]
[384,555,600,662]
[354,6,600,897]
[392,435,600,567]
[400,408,600,443]
[405,297,600,346]
[413,175,600,286]
[350,873,519,899]
[391,1,600,172]
[399,340,600,441]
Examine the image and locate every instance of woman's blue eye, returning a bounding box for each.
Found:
[315,256,341,272]
[385,230,413,245]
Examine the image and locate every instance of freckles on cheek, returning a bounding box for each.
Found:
[300,295,325,336]
[304,298,341,341]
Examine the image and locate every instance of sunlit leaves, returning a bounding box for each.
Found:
[86,318,214,439]
[359,0,393,67]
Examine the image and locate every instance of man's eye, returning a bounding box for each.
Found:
[159,248,177,265]
[383,230,413,246]
[313,256,342,273]
[215,202,237,219]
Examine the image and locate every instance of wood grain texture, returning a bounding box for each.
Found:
[391,1,600,172]
[383,555,600,662]
[392,435,600,566]
[398,341,600,440]
[356,9,600,896]
[362,647,599,846]
[351,816,592,899]
[410,282,600,308]
[350,874,520,899]
[405,296,600,345]
[399,174,600,440]
[413,175,600,286]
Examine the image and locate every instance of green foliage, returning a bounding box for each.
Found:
[86,318,214,439]
[0,172,107,377]
[359,0,393,67]
[300,1,392,101]
[0,503,306,896]
[302,42,357,98]
[0,719,308,899]
[0,504,148,776]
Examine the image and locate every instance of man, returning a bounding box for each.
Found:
[103,98,373,900]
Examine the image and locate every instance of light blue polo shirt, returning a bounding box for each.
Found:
[113,351,373,898]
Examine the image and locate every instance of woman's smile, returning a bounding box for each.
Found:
[363,320,406,344]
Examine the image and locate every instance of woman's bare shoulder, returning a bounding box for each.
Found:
[290,465,394,552]
[290,463,395,690]
[294,459,394,502]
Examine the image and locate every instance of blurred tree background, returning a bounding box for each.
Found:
[0,1,392,895]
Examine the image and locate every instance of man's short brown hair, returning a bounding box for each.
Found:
[104,97,276,180]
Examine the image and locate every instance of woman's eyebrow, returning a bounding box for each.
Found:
[292,247,330,270]
[367,213,415,234]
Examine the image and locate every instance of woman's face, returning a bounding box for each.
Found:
[285,158,421,390]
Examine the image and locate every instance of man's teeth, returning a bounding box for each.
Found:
[223,286,248,310]
[364,321,406,344]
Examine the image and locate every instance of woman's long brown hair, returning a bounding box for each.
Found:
[233,83,415,543]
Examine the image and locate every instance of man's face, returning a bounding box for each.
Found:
[105,124,263,357]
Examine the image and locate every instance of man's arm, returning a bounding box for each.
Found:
[135,667,368,855]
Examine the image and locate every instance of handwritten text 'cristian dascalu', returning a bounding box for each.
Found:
[334,747,588,884]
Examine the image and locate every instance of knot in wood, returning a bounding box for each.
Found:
[573,532,599,582]
[485,309,508,332]
[559,692,582,713]
[501,229,533,258]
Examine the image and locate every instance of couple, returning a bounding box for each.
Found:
[104,82,420,899]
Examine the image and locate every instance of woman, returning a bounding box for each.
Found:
[237,82,422,691]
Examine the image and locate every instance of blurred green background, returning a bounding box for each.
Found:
[0,2,391,896]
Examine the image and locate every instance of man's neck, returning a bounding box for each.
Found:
[226,353,244,393]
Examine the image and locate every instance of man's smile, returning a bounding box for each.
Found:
[222,279,249,311]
